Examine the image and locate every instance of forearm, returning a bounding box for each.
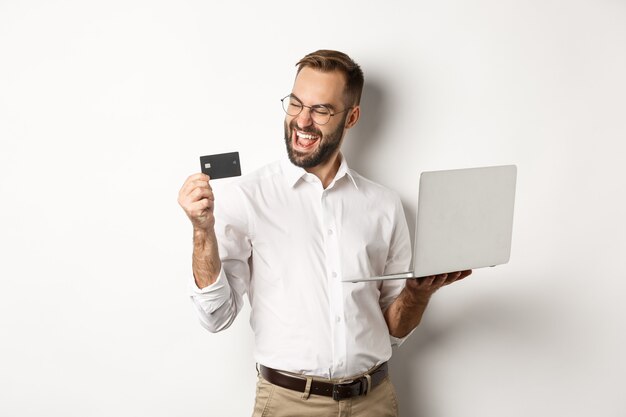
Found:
[384,288,432,338]
[192,228,222,289]
[189,228,244,334]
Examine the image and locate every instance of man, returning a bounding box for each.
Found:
[178,50,471,417]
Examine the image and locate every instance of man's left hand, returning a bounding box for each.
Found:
[404,270,473,300]
[384,270,473,338]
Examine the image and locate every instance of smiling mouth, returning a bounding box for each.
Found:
[294,129,320,150]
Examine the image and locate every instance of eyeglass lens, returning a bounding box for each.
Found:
[281,95,332,125]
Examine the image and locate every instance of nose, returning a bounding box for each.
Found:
[295,106,314,128]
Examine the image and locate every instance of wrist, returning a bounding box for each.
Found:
[193,227,218,253]
[193,227,213,239]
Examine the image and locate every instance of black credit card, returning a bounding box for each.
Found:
[200,152,241,179]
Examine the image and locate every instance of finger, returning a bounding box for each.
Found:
[406,276,434,292]
[180,183,211,200]
[179,173,211,196]
[179,189,214,212]
[455,270,472,281]
[432,273,448,287]
[180,180,213,202]
[187,173,210,182]
[190,187,213,202]
[182,175,210,190]
[445,270,472,285]
[420,275,436,286]
[186,198,213,216]
[445,271,462,283]
[411,274,442,288]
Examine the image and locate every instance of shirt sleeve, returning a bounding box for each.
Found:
[379,193,414,346]
[188,183,252,333]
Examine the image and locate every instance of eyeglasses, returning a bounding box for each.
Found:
[281,94,351,126]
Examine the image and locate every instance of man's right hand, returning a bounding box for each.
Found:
[178,173,222,288]
[178,173,215,231]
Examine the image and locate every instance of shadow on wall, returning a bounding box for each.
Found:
[343,79,418,242]
[389,288,552,417]
[343,78,389,175]
[389,305,485,417]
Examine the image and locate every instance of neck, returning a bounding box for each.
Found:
[305,151,342,189]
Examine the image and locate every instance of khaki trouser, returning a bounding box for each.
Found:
[251,373,400,417]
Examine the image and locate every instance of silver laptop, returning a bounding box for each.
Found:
[342,165,517,282]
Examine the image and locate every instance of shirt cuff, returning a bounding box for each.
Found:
[389,327,415,347]
[188,267,232,312]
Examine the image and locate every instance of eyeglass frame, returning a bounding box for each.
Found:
[281,94,353,126]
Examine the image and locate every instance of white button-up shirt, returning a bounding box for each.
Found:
[190,156,412,378]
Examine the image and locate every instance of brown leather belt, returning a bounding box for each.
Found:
[259,362,388,401]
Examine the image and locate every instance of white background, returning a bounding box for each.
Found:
[1,1,625,416]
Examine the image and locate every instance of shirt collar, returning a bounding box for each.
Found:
[281,154,359,190]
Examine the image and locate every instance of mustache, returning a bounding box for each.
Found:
[289,120,322,136]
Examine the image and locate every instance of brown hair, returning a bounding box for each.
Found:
[296,50,364,106]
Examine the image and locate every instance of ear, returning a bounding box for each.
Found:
[344,105,360,130]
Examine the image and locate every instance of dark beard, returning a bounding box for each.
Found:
[283,114,347,169]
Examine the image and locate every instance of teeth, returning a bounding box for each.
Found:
[296,131,318,140]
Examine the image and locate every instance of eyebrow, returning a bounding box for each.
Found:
[290,93,337,112]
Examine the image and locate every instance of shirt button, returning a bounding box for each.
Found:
[331,271,337,278]
[336,316,341,323]
[327,229,333,235]
[338,361,344,367]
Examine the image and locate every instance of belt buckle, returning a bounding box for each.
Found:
[332,379,363,401]
[332,383,349,401]
[332,384,342,401]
